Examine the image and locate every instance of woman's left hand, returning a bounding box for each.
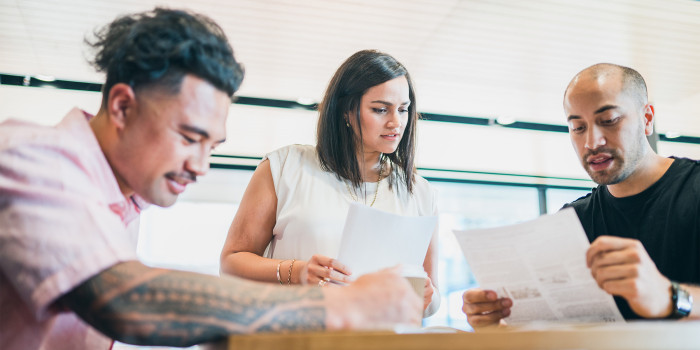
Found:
[423,276,435,311]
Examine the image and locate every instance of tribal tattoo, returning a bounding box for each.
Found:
[61,261,325,346]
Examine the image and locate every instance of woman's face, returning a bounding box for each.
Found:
[349,75,410,157]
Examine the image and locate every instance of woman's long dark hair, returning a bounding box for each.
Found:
[316,49,418,193]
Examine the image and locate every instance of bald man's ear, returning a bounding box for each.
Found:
[105,83,136,130]
[643,104,655,136]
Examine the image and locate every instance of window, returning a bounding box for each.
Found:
[423,182,540,330]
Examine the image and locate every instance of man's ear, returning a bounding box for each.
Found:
[643,104,655,136]
[105,83,136,130]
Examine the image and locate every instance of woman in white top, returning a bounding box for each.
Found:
[220,50,440,316]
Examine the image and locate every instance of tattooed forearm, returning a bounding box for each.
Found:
[60,261,325,346]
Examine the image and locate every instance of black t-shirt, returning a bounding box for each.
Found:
[564,157,700,319]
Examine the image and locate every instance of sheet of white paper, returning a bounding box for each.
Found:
[453,208,624,325]
[337,203,438,278]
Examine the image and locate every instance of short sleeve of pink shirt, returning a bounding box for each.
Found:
[0,108,141,349]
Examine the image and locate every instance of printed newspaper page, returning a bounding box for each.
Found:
[454,208,624,325]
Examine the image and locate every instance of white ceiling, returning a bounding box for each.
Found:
[2,0,700,136]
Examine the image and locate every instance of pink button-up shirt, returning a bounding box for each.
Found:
[0,108,142,350]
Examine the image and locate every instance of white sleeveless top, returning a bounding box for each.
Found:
[264,144,437,261]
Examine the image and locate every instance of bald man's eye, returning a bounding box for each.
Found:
[570,124,585,134]
[601,117,621,126]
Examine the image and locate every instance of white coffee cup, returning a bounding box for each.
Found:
[401,265,427,298]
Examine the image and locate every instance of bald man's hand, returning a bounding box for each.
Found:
[462,288,512,328]
[587,236,673,318]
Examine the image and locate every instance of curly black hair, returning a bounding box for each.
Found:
[87,8,244,106]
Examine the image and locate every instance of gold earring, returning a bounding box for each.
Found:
[346,122,350,127]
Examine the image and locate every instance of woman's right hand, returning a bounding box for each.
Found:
[298,255,352,286]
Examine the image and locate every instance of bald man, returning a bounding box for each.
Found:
[462,63,699,327]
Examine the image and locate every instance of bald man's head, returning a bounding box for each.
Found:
[563,63,656,187]
[565,63,648,109]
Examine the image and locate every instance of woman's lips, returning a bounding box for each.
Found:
[381,133,400,141]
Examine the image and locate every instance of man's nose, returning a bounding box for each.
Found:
[585,125,606,150]
[186,149,210,176]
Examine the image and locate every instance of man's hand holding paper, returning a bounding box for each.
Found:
[456,208,624,328]
[587,236,673,319]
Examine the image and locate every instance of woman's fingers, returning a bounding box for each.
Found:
[307,263,350,283]
[312,255,352,275]
[423,278,434,309]
[307,255,352,283]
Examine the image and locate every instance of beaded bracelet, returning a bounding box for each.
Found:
[287,259,296,285]
[276,260,286,285]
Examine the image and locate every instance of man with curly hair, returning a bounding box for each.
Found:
[0,8,421,349]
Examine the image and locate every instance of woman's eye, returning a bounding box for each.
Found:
[372,108,387,114]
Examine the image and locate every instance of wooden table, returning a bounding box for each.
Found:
[225,321,700,350]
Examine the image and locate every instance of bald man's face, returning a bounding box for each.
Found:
[563,73,652,185]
